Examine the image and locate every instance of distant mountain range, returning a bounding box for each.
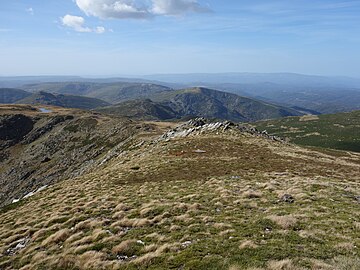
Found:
[140,73,360,114]
[1,85,303,122]
[1,73,360,114]
[142,72,360,88]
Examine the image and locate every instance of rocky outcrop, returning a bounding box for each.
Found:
[158,117,286,142]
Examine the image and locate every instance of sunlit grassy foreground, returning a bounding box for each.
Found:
[0,125,359,270]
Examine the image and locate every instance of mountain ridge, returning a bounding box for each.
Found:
[98,87,303,122]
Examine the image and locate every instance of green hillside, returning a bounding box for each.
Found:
[0,88,32,103]
[16,91,110,110]
[98,87,302,122]
[151,87,302,122]
[253,111,360,152]
[96,99,178,120]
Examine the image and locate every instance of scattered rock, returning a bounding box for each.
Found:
[354,195,360,204]
[281,194,295,203]
[6,237,31,256]
[41,157,51,163]
[181,241,192,248]
[117,255,137,262]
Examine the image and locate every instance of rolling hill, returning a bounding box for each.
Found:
[22,82,172,104]
[0,88,32,103]
[100,87,303,122]
[252,110,360,152]
[16,91,110,110]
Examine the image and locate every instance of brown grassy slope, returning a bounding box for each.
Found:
[0,124,359,270]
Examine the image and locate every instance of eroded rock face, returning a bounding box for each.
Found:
[0,114,34,143]
[0,108,152,207]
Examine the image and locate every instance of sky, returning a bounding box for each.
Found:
[0,0,360,77]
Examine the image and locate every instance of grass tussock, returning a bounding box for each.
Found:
[42,228,70,246]
[267,215,298,229]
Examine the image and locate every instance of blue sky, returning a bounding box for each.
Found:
[0,0,360,77]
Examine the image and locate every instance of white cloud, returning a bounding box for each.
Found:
[152,0,210,15]
[27,7,34,15]
[61,15,92,32]
[61,14,106,34]
[74,0,209,19]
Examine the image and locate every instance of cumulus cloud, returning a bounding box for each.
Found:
[61,15,92,32]
[74,0,209,19]
[61,14,106,33]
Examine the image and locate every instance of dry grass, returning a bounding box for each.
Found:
[267,215,298,229]
[267,259,295,270]
[41,228,70,246]
[243,190,263,199]
[112,239,137,254]
[0,127,359,270]
[239,240,258,249]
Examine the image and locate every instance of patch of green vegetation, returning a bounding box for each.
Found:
[253,110,360,152]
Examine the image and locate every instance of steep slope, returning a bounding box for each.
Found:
[96,99,178,120]
[152,87,302,122]
[252,110,360,152]
[0,105,154,207]
[0,88,32,103]
[0,118,359,269]
[23,82,172,104]
[16,91,110,109]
